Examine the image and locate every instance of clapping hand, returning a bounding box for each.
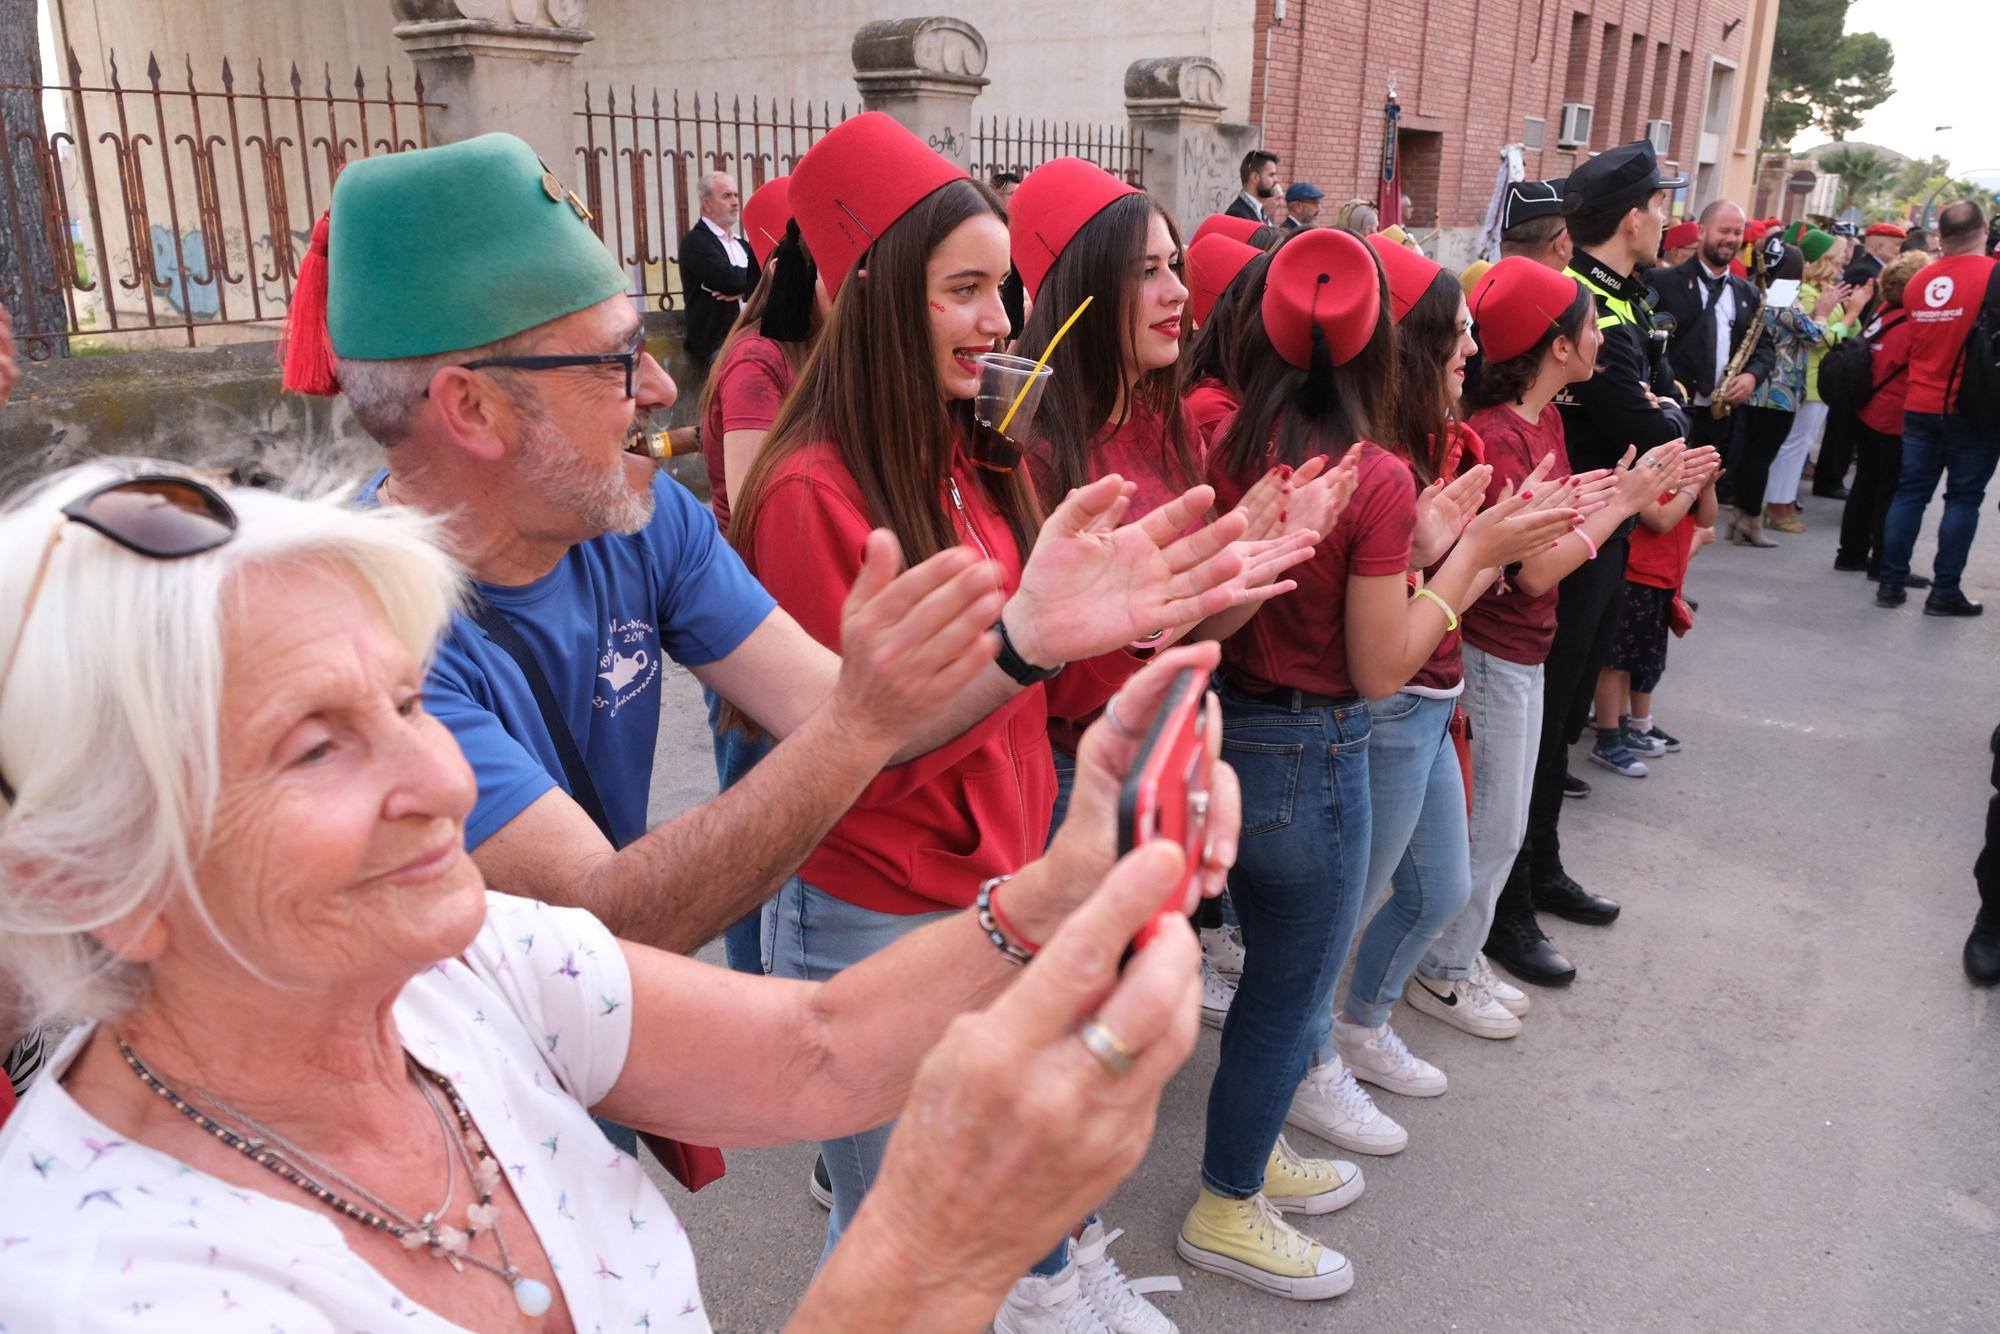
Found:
[1411,463,1495,567]
[1456,477,1582,568]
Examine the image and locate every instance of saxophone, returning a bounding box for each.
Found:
[1711,281,1768,421]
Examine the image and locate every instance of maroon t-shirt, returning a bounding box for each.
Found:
[1184,377,1239,455]
[1210,438,1415,699]
[1461,402,1569,665]
[700,334,797,530]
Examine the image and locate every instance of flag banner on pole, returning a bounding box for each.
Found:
[1377,90,1403,228]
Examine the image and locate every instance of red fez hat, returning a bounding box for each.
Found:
[1865,221,1907,239]
[1663,221,1699,251]
[1192,214,1269,248]
[741,176,792,268]
[1261,228,1382,368]
[1469,256,1586,362]
[1366,232,1445,324]
[1008,157,1143,300]
[1187,234,1260,327]
[791,112,967,298]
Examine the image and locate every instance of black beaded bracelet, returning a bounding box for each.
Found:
[975,875,1034,966]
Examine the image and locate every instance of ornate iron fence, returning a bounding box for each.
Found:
[0,48,439,359]
[969,115,1147,187]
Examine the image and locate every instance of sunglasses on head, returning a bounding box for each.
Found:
[0,475,238,804]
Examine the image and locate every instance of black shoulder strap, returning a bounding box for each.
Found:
[471,603,616,845]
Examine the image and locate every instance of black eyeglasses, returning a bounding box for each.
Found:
[455,330,650,400]
[0,475,237,804]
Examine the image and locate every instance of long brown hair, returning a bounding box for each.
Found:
[1215,234,1395,475]
[1379,268,1466,485]
[1017,194,1197,503]
[1460,282,1592,413]
[733,178,1042,565]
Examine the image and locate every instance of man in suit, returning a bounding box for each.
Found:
[1225,150,1280,224]
[1843,222,1905,287]
[1646,199,1773,460]
[679,170,759,368]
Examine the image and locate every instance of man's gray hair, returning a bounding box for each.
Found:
[335,325,544,447]
[697,171,732,202]
[0,461,462,1028]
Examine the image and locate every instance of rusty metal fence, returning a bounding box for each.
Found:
[0,48,439,359]
[969,115,1147,187]
[573,86,852,313]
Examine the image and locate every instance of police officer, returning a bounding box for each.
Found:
[1485,142,1692,987]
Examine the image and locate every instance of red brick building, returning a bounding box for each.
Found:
[1247,0,1776,261]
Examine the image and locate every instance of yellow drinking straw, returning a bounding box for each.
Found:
[996,295,1093,436]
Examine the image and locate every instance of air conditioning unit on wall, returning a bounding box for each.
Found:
[1558,102,1593,149]
[1645,119,1674,157]
[1522,116,1547,151]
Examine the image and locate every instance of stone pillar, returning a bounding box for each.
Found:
[1125,57,1260,241]
[850,17,988,170]
[391,0,592,171]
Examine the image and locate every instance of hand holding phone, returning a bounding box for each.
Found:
[1116,666,1214,956]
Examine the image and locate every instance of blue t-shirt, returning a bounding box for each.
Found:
[359,471,776,850]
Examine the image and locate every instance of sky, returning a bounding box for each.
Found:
[1796,0,2000,184]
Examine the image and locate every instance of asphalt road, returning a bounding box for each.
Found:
[642,490,2000,1333]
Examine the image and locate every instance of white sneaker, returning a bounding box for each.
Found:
[1470,955,1530,1017]
[1285,1056,1408,1155]
[1332,1019,1447,1097]
[1199,960,1235,1030]
[1405,973,1523,1040]
[993,1259,1112,1334]
[1199,925,1245,981]
[1074,1217,1180,1334]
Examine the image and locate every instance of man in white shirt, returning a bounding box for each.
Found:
[679,171,757,366]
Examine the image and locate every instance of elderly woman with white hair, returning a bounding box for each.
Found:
[0,462,1230,1331]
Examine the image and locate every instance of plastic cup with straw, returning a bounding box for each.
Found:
[973,295,1093,472]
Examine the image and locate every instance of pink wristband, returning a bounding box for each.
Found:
[1574,527,1599,561]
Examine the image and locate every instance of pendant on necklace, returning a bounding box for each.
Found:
[513,1276,554,1316]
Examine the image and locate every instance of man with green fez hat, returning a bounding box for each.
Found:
[288,131,1269,979]
[1481,139,1701,989]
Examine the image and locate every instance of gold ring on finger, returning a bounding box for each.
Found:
[1077,1018,1137,1076]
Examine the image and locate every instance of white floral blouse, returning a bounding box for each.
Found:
[0,893,711,1332]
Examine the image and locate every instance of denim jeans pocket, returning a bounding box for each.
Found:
[1328,700,1374,754]
[1367,691,1426,726]
[1222,736,1305,838]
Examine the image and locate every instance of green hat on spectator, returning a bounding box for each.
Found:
[283,133,629,393]
[1780,219,1837,265]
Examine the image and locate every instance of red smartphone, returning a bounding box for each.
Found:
[1117,666,1215,955]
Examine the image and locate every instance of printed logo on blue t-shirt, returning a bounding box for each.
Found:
[595,616,660,717]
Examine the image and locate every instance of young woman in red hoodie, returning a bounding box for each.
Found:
[1177,229,1578,1301]
[730,113,1264,1325]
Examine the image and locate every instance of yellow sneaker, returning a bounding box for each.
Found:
[1261,1134,1365,1215]
[1175,1186,1354,1300]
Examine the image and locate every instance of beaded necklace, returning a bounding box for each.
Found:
[119,1041,554,1318]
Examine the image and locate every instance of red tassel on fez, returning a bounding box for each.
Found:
[281,213,340,396]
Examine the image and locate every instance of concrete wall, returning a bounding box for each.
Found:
[54,0,1259,127]
[0,310,709,499]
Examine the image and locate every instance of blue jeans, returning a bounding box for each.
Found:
[704,686,775,975]
[1050,745,1078,837]
[1339,693,1471,1029]
[1201,688,1372,1198]
[763,876,1070,1277]
[1424,647,1544,979]
[1880,412,2000,597]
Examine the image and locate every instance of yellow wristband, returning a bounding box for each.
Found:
[1412,586,1459,632]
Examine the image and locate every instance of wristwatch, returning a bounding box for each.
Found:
[993,617,1062,685]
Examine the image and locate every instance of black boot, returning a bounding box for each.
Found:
[1484,914,1577,987]
[1532,867,1622,925]
[1967,918,2000,986]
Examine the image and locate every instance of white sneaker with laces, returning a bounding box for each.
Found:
[1199,960,1235,1030]
[1285,1056,1408,1154]
[1332,1018,1447,1097]
[1470,954,1530,1017]
[1074,1217,1180,1334]
[993,1259,1113,1334]
[1199,925,1245,981]
[1405,973,1522,1039]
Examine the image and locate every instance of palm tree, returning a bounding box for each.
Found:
[1817,145,1898,215]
